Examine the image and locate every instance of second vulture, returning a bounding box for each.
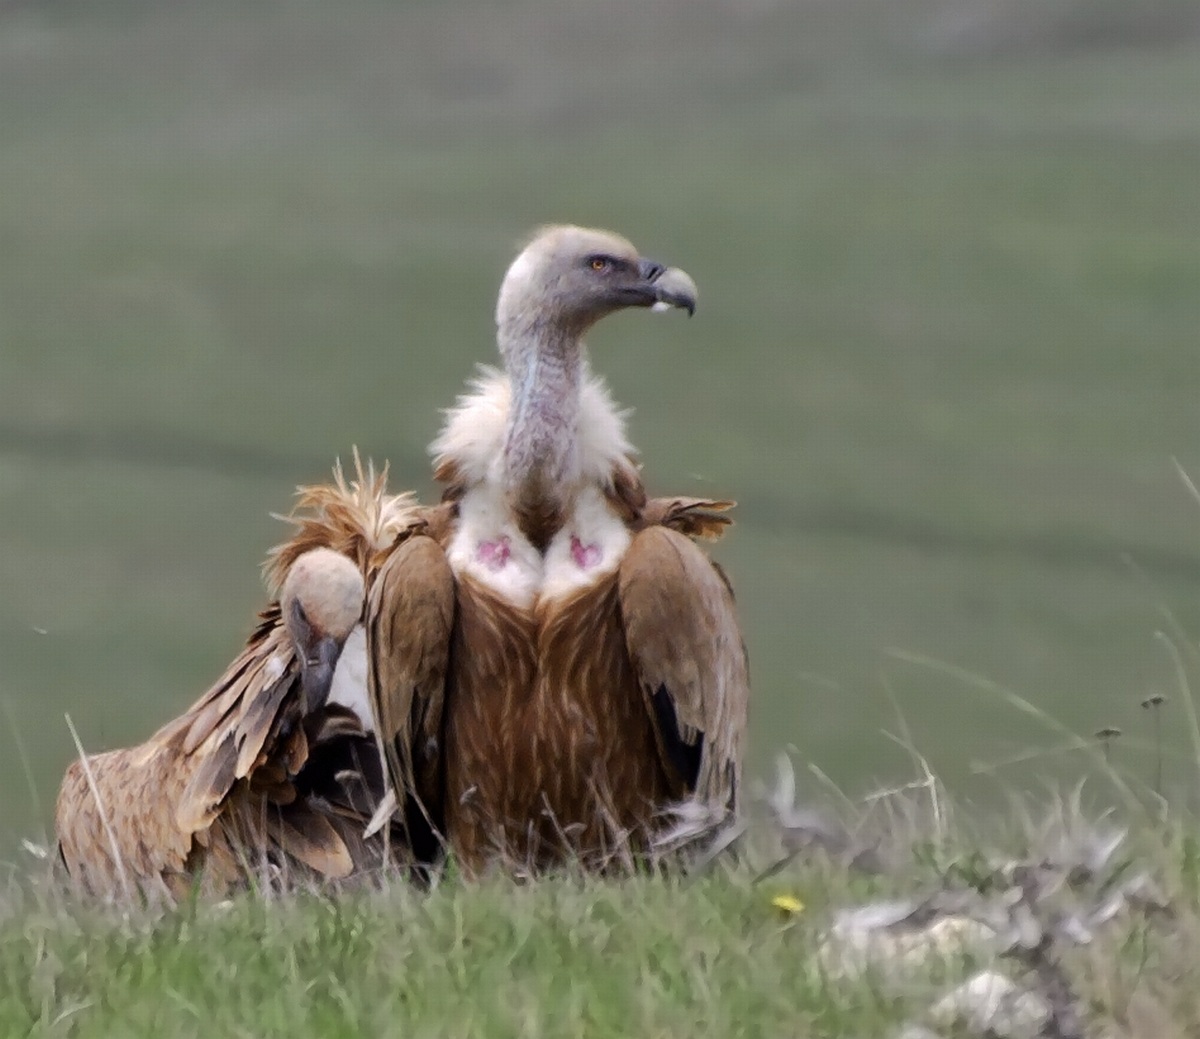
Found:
[55,459,417,898]
[367,225,750,873]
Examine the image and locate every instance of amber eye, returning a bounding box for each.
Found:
[588,256,610,272]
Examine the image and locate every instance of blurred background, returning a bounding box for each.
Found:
[2,0,1199,850]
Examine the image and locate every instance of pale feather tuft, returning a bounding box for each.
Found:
[429,365,635,493]
[264,448,419,595]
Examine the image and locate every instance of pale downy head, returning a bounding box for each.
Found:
[494,225,698,345]
[281,547,365,713]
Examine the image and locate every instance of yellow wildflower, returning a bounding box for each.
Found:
[771,894,805,915]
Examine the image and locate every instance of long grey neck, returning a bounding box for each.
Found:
[498,319,583,531]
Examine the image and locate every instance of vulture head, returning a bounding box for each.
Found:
[281,548,364,713]
[486,224,699,539]
[495,225,698,341]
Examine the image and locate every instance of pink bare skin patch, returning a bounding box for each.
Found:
[570,535,602,570]
[477,536,511,571]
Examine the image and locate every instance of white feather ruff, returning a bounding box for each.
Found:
[428,365,635,491]
[431,365,638,607]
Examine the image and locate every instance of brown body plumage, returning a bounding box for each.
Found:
[372,493,742,872]
[55,458,418,899]
[368,227,750,873]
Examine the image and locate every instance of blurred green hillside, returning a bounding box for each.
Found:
[2,0,1199,847]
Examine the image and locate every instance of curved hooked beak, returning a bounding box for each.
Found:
[288,599,343,715]
[636,258,698,317]
[300,637,342,715]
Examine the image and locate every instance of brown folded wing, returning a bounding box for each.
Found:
[617,522,749,817]
[54,615,371,899]
[365,534,456,855]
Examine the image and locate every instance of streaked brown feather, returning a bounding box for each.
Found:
[233,680,292,778]
[309,704,369,742]
[170,615,283,754]
[248,760,288,791]
[638,497,735,540]
[176,736,240,835]
[267,806,355,879]
[606,457,648,523]
[440,573,678,872]
[55,749,194,898]
[279,724,308,776]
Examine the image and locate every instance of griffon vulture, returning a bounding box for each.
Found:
[368,225,749,872]
[55,459,418,899]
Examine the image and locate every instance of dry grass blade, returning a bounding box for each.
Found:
[884,649,1144,813]
[1153,630,1200,787]
[2,696,44,825]
[63,713,132,904]
[1172,456,1200,514]
[363,787,398,840]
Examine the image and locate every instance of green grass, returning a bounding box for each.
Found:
[0,871,871,1038]
[2,0,1200,848]
[3,786,1200,1038]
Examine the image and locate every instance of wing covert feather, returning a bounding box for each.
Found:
[366,534,456,823]
[639,497,735,541]
[173,625,301,835]
[617,526,749,812]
